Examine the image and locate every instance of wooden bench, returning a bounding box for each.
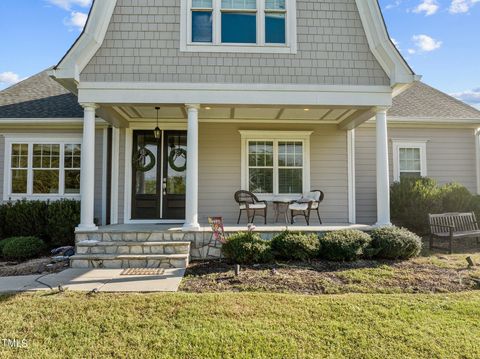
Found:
[428,212,480,254]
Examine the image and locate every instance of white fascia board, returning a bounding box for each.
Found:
[50,0,117,82]
[78,83,393,107]
[355,0,416,87]
[0,118,108,127]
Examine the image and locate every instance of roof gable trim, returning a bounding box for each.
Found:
[51,0,117,82]
[355,0,417,87]
[52,0,416,89]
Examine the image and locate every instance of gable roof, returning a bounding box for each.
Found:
[52,0,416,89]
[388,81,480,120]
[0,69,83,118]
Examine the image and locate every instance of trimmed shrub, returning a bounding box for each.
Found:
[2,200,49,239]
[2,237,45,261]
[319,229,372,261]
[390,177,441,234]
[391,178,480,235]
[222,232,273,264]
[271,231,320,261]
[47,199,81,246]
[0,237,15,257]
[370,226,422,260]
[440,182,475,213]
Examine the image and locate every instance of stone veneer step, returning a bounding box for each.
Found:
[70,253,189,269]
[76,241,190,255]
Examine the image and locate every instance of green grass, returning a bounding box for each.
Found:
[1,291,480,358]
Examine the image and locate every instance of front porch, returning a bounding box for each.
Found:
[70,87,394,269]
[76,101,392,229]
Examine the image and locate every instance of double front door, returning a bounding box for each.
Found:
[131,130,187,220]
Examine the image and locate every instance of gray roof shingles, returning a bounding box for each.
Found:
[388,81,480,120]
[1,69,479,121]
[0,69,83,118]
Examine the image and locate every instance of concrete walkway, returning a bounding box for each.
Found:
[0,268,185,293]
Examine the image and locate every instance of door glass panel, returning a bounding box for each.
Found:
[165,134,187,195]
[133,133,158,195]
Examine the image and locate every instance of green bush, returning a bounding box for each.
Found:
[370,226,422,260]
[0,237,15,257]
[391,178,480,235]
[271,231,320,261]
[222,232,273,264]
[2,237,45,260]
[0,199,81,247]
[440,183,475,213]
[47,200,81,246]
[319,229,372,261]
[390,177,442,234]
[2,200,49,239]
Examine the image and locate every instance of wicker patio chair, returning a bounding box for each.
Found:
[289,190,324,225]
[234,190,268,224]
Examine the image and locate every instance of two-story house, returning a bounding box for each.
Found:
[1,0,479,268]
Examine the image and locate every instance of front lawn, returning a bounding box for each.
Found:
[0,291,480,358]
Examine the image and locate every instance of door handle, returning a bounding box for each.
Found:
[162,181,167,195]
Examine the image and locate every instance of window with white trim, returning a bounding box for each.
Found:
[181,0,297,53]
[241,131,311,197]
[392,140,427,182]
[4,136,82,200]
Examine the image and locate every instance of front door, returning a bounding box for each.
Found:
[131,130,186,220]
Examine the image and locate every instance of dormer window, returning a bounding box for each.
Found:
[221,0,257,44]
[181,0,297,53]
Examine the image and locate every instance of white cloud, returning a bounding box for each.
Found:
[413,0,440,15]
[0,72,23,87]
[411,34,442,52]
[391,38,400,48]
[386,0,404,10]
[47,0,92,11]
[451,88,480,108]
[449,0,480,13]
[65,11,88,31]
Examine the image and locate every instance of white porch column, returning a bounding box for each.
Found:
[183,104,200,231]
[77,103,98,231]
[375,107,391,226]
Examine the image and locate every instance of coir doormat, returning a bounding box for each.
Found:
[120,268,165,276]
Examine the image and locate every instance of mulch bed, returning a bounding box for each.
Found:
[180,258,480,295]
[0,257,68,277]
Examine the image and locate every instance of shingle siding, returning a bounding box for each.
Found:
[355,126,478,224]
[80,0,389,86]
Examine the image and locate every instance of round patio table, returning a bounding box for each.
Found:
[272,199,293,224]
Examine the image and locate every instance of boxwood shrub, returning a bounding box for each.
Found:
[370,226,422,260]
[1,200,49,239]
[390,177,480,235]
[47,199,81,246]
[0,199,81,248]
[271,231,320,261]
[222,232,273,264]
[0,237,15,257]
[319,229,372,261]
[2,237,45,261]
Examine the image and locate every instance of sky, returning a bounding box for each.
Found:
[0,0,478,108]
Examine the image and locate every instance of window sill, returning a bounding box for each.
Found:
[180,43,297,54]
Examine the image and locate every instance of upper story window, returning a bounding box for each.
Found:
[181,0,297,54]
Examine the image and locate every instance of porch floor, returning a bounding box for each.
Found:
[93,223,373,233]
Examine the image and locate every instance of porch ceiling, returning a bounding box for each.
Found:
[111,104,372,125]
